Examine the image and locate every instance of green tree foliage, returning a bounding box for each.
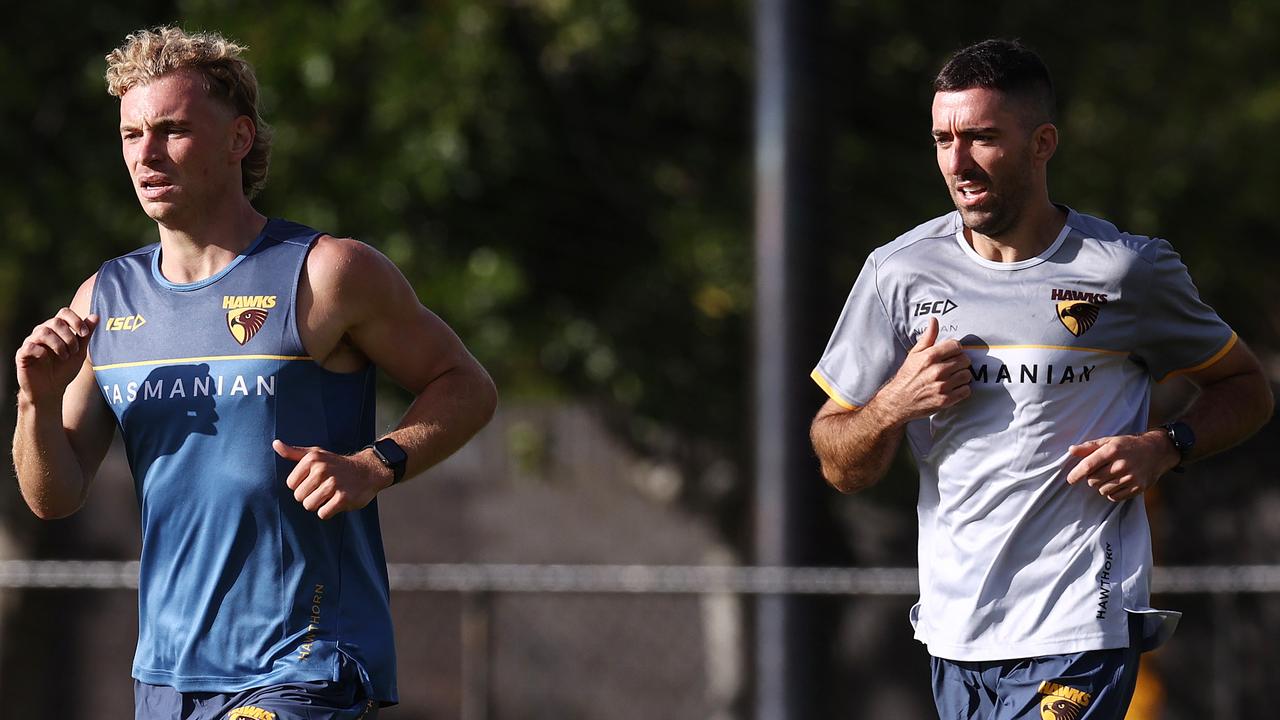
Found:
[5,0,1279,535]
[191,0,754,446]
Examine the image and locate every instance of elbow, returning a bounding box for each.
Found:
[476,372,498,428]
[16,470,89,521]
[1244,370,1275,435]
[812,424,878,494]
[819,461,876,494]
[23,494,82,521]
[29,506,75,521]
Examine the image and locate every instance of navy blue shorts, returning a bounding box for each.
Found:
[134,657,379,720]
[931,613,1143,719]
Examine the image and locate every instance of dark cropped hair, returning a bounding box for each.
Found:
[934,39,1055,126]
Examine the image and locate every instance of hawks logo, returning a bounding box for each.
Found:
[228,707,275,720]
[227,308,268,345]
[1037,681,1091,720]
[1051,288,1107,337]
[1057,300,1099,337]
[223,295,276,345]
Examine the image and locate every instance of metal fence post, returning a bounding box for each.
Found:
[1211,592,1237,720]
[753,0,828,717]
[461,590,493,720]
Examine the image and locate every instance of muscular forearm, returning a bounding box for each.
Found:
[811,318,973,493]
[274,362,496,520]
[386,363,498,481]
[1176,370,1274,464]
[811,398,908,493]
[13,396,92,519]
[1067,355,1272,501]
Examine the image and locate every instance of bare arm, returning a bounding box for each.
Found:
[275,237,498,519]
[810,398,907,494]
[13,275,117,519]
[810,317,972,493]
[341,245,498,479]
[1067,338,1274,500]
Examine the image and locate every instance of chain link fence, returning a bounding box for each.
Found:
[2,561,1277,719]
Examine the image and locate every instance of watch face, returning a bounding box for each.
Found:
[375,439,408,466]
[1168,422,1195,454]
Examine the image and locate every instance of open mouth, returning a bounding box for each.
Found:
[956,183,988,206]
[138,177,175,198]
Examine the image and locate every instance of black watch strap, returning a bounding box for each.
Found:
[367,438,408,484]
[1161,421,1195,473]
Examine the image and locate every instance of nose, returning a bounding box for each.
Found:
[941,139,973,177]
[138,130,166,164]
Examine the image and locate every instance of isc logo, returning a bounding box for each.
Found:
[913,299,957,316]
[105,314,147,332]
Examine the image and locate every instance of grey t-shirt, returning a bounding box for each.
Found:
[813,207,1236,661]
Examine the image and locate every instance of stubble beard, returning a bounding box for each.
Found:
[958,196,1019,238]
[956,168,1032,239]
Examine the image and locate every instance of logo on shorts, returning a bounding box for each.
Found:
[228,707,276,720]
[1037,681,1092,720]
[222,295,275,345]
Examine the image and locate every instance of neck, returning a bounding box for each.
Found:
[967,198,1067,263]
[156,195,268,284]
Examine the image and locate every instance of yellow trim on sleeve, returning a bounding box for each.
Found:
[810,369,860,409]
[92,354,311,371]
[1158,332,1239,383]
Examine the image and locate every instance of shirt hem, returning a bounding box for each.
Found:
[132,666,399,704]
[920,631,1129,662]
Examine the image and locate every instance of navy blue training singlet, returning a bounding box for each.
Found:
[89,219,397,703]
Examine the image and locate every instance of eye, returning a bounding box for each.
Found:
[932,136,952,149]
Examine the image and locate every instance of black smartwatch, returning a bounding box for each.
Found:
[366,437,408,485]
[1160,421,1195,473]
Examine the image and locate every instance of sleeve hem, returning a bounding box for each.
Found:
[1156,332,1238,384]
[810,369,861,409]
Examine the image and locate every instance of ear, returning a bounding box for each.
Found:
[1031,122,1058,165]
[229,115,256,163]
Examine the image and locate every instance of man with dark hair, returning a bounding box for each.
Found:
[13,26,497,719]
[810,38,1272,718]
[933,38,1056,127]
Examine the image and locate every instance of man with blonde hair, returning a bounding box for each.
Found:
[13,26,497,719]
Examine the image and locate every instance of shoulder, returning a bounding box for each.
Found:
[302,234,416,328]
[70,273,99,317]
[1063,208,1170,266]
[305,234,403,296]
[95,243,158,274]
[869,211,961,272]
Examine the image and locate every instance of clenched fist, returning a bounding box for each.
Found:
[16,309,99,404]
[877,317,972,425]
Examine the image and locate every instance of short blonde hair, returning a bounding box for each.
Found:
[105,26,272,198]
